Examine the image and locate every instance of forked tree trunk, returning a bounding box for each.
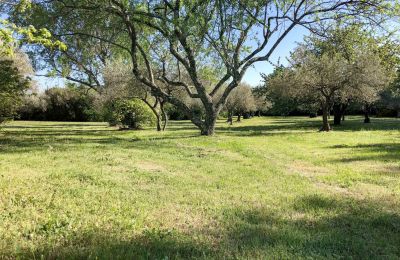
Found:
[321,105,331,132]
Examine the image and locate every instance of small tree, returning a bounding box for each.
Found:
[224,84,256,124]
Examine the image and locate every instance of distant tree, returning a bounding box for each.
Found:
[269,47,389,131]
[305,24,399,124]
[256,66,304,116]
[19,84,99,122]
[224,84,256,124]
[380,71,400,117]
[0,51,33,123]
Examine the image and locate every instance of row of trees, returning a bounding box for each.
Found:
[3,0,399,135]
[256,25,400,131]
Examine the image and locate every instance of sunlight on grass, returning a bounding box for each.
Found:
[0,117,399,258]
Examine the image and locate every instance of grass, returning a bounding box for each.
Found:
[0,116,399,259]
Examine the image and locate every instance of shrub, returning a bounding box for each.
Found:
[107,99,156,129]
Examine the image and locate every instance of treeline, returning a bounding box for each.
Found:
[18,86,100,122]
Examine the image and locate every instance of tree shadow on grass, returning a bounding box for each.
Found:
[217,117,400,137]
[223,194,400,258]
[329,143,400,164]
[11,194,400,259]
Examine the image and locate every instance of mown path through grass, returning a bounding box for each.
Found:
[0,117,399,259]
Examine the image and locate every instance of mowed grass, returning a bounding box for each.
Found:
[0,116,399,259]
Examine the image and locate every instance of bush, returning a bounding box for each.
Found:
[107,99,156,129]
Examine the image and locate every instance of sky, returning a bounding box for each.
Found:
[34,26,309,89]
[242,26,309,86]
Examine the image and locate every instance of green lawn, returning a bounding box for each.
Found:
[0,117,399,259]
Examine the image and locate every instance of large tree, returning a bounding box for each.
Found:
[7,0,398,135]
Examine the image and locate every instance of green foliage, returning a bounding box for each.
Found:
[0,56,31,123]
[19,85,100,122]
[106,99,156,129]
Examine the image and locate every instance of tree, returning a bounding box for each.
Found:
[269,47,389,131]
[256,66,304,116]
[9,0,397,135]
[224,83,256,124]
[304,24,399,124]
[380,71,400,117]
[0,50,33,123]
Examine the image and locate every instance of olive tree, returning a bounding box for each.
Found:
[269,47,389,131]
[305,24,399,124]
[224,83,256,124]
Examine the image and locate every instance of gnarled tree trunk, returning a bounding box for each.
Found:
[200,111,218,136]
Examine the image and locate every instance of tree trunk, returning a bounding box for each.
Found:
[397,109,400,118]
[155,114,162,131]
[364,112,370,123]
[321,105,331,131]
[237,113,242,122]
[333,104,342,126]
[364,104,371,123]
[342,114,345,121]
[200,112,218,136]
[227,111,233,125]
[160,102,168,131]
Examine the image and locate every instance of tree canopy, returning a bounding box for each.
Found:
[5,0,398,134]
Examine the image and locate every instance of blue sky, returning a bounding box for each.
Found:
[243,26,309,86]
[35,26,309,89]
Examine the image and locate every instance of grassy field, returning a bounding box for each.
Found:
[0,116,399,259]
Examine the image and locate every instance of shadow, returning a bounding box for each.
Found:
[216,117,400,137]
[13,228,212,259]
[329,143,400,163]
[222,194,400,258]
[10,194,400,259]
